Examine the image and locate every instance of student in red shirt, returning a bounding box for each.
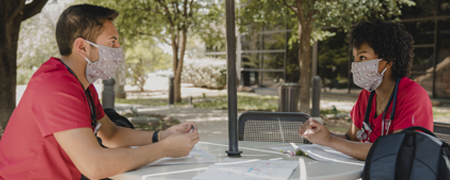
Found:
[299,20,433,160]
[0,4,199,179]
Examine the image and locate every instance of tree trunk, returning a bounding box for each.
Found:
[298,20,313,114]
[0,8,21,138]
[0,0,48,138]
[171,29,187,103]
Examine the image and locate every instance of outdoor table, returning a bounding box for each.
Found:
[110,141,364,180]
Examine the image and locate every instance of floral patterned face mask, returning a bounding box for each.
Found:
[351,59,387,92]
[84,40,123,84]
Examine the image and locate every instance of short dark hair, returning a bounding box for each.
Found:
[349,20,414,78]
[56,4,119,55]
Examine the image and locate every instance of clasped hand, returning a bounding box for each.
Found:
[298,118,333,146]
[160,122,200,158]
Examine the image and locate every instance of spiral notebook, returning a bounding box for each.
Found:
[192,158,299,180]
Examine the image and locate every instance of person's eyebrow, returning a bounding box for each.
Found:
[109,36,118,40]
[357,51,368,56]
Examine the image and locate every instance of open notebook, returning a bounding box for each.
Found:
[270,143,357,162]
[192,158,299,180]
[138,144,217,167]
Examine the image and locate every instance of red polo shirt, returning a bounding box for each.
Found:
[351,77,433,143]
[0,57,105,179]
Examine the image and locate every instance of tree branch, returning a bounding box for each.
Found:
[22,0,48,21]
[296,0,305,25]
[155,0,176,31]
[10,0,27,19]
[137,32,172,45]
[188,0,194,17]
[173,1,181,14]
[281,0,298,14]
[183,0,188,17]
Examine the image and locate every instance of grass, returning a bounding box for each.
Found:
[433,107,450,119]
[192,93,278,111]
[116,93,450,119]
[116,92,345,115]
[116,97,189,107]
[116,93,279,111]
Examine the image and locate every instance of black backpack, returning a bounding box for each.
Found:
[362,126,450,180]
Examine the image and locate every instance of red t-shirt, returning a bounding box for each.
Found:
[0,57,105,179]
[351,77,433,143]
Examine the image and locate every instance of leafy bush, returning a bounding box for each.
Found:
[181,58,227,89]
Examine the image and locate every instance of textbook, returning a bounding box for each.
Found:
[142,144,218,166]
[270,143,357,162]
[192,158,299,180]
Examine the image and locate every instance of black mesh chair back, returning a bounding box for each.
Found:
[434,122,450,144]
[238,111,311,143]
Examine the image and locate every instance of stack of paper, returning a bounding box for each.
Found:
[192,158,299,180]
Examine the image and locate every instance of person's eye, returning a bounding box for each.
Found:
[360,56,367,60]
[110,41,115,46]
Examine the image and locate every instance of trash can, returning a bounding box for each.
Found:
[278,83,301,112]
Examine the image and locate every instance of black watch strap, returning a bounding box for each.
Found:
[152,130,160,143]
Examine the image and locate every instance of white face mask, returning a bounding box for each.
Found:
[84,40,123,84]
[351,59,387,92]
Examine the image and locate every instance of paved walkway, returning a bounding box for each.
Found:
[115,104,234,141]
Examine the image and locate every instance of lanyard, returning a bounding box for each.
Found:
[59,60,98,130]
[362,78,400,137]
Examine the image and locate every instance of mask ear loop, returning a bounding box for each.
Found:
[380,67,387,75]
[85,40,99,48]
[378,59,389,75]
[84,40,99,63]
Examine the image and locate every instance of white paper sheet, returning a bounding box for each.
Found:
[145,144,217,166]
[192,158,299,180]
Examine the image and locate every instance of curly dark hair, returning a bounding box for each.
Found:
[349,20,414,78]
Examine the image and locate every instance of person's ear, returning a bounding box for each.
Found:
[385,60,393,69]
[73,38,89,58]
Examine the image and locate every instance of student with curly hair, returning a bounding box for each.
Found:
[299,20,433,160]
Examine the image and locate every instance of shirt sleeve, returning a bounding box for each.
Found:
[352,90,368,130]
[32,74,92,137]
[88,85,105,120]
[392,83,434,132]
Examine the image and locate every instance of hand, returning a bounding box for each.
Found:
[299,118,333,146]
[161,131,200,158]
[160,122,197,140]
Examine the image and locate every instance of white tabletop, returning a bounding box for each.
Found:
[110,141,364,180]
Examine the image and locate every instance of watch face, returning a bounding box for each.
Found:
[357,129,368,141]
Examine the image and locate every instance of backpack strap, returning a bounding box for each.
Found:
[438,142,450,179]
[402,126,435,137]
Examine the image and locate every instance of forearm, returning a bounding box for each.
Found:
[332,134,349,140]
[101,126,155,148]
[84,142,167,179]
[327,136,372,160]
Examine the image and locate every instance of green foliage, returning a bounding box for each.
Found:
[79,0,225,52]
[16,1,70,84]
[317,29,349,86]
[238,0,416,45]
[125,40,172,91]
